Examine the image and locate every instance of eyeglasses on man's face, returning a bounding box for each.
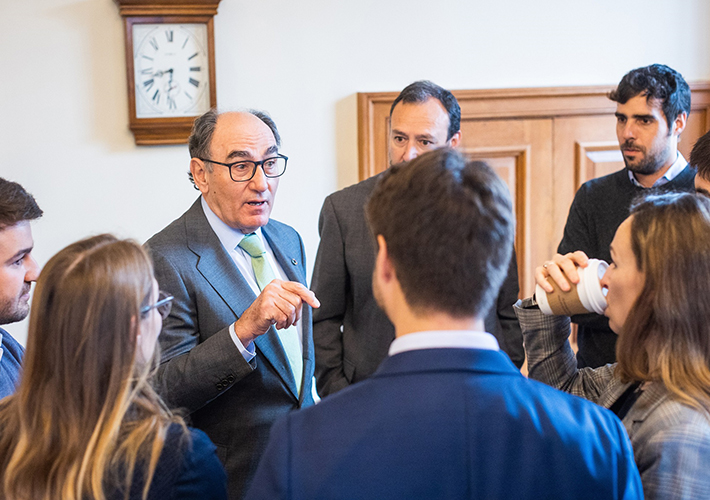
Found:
[198,154,288,182]
[141,291,174,321]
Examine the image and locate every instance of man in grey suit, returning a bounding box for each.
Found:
[146,110,319,500]
[312,80,524,397]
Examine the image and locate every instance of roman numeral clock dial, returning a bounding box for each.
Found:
[115,0,220,145]
[133,24,210,118]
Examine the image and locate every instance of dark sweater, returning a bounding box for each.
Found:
[558,165,696,368]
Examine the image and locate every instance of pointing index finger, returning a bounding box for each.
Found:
[281,281,321,308]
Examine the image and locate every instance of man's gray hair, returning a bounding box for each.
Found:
[187,109,281,187]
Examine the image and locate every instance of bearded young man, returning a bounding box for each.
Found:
[0,178,42,397]
[558,64,695,368]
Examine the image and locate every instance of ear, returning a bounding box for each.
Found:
[190,158,210,194]
[448,130,462,149]
[130,314,142,348]
[672,112,687,137]
[375,235,395,284]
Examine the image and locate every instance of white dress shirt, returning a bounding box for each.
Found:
[201,197,304,362]
[628,152,687,188]
[388,330,499,356]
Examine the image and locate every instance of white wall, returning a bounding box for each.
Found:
[2,0,709,343]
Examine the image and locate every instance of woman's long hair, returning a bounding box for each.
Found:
[616,192,710,415]
[0,234,185,500]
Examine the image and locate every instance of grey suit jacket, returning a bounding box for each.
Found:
[311,173,524,397]
[145,198,315,500]
[515,299,710,500]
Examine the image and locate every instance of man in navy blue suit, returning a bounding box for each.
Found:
[0,178,42,398]
[246,149,642,500]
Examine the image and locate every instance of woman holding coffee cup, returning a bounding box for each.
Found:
[515,192,710,500]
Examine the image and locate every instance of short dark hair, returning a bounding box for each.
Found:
[187,109,282,187]
[365,148,514,318]
[690,129,710,182]
[609,64,691,129]
[0,178,43,230]
[389,81,461,141]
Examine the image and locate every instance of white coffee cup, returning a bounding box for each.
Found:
[535,258,608,316]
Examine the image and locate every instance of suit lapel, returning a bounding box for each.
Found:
[185,200,256,318]
[185,200,299,400]
[262,222,311,402]
[263,223,305,284]
[625,383,670,424]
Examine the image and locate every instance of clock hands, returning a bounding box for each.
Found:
[151,68,178,96]
[152,68,174,78]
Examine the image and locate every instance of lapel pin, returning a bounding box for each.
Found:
[291,258,298,265]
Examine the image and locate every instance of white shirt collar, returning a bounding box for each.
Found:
[388,330,499,357]
[201,196,266,250]
[628,152,687,188]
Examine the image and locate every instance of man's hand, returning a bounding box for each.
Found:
[535,251,589,293]
[233,280,320,346]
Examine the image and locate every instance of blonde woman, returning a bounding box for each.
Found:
[0,235,227,500]
[516,192,710,500]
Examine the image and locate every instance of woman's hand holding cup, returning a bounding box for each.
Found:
[535,251,590,294]
[534,251,608,317]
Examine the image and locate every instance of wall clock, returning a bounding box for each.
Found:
[115,0,221,145]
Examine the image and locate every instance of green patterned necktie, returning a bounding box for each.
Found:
[238,233,302,394]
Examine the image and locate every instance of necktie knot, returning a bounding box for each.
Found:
[238,233,266,258]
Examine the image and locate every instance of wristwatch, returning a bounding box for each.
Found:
[520,296,540,310]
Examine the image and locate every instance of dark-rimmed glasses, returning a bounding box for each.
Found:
[198,154,288,182]
[141,291,174,320]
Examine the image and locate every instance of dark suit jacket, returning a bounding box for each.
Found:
[111,425,228,500]
[0,328,24,399]
[145,198,315,500]
[311,173,524,397]
[246,346,642,500]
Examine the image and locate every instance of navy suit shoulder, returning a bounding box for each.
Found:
[247,348,642,500]
[0,328,24,399]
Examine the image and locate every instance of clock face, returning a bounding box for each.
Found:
[132,23,211,118]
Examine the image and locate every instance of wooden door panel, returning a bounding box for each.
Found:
[357,84,710,301]
[552,114,619,245]
[682,109,709,158]
[576,143,624,187]
[460,118,553,296]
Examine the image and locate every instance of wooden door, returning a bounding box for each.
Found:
[358,84,710,296]
[460,118,552,296]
